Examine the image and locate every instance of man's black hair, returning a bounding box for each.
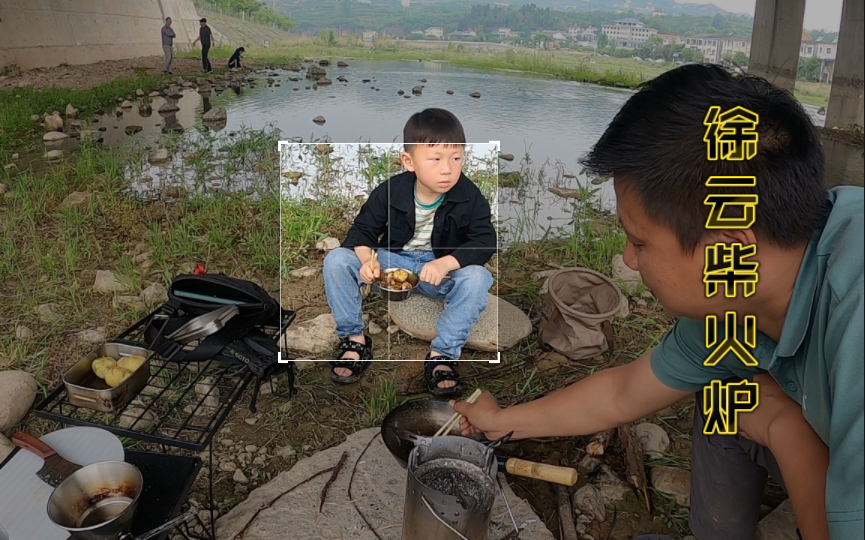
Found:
[200,18,207,23]
[580,63,827,254]
[403,108,466,153]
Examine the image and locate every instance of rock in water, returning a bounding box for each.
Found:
[148,148,169,164]
[337,61,348,67]
[158,101,180,114]
[469,92,481,98]
[389,294,531,352]
[203,106,227,122]
[312,115,326,125]
[0,370,38,430]
[412,86,423,95]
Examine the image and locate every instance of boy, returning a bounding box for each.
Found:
[228,47,245,70]
[452,65,862,539]
[322,108,496,396]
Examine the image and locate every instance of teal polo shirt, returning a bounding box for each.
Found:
[650,186,864,538]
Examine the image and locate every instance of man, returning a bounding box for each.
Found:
[453,64,862,539]
[192,18,212,73]
[161,17,175,74]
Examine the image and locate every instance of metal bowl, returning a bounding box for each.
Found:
[47,461,143,540]
[377,268,419,302]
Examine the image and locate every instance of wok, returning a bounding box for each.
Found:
[382,400,577,486]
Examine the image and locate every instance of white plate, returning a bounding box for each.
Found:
[0,427,124,540]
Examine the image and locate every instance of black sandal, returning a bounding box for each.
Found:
[424,353,463,396]
[330,336,373,384]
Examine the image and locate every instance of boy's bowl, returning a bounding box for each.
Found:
[377,268,419,302]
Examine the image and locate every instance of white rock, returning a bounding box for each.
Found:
[219,461,237,472]
[93,269,129,293]
[203,106,227,122]
[294,360,315,370]
[283,314,338,354]
[15,325,33,340]
[148,148,169,164]
[59,190,92,209]
[386,325,400,335]
[65,103,78,116]
[0,370,38,429]
[246,445,259,453]
[11,154,18,161]
[231,469,249,484]
[275,445,296,458]
[149,91,161,97]
[611,254,642,294]
[141,282,167,306]
[289,266,320,279]
[43,131,69,142]
[315,237,340,251]
[634,422,670,459]
[195,377,220,409]
[650,466,691,507]
[573,484,606,522]
[76,329,107,344]
[158,102,179,114]
[44,113,63,132]
[118,407,156,430]
[35,303,62,322]
[368,321,383,335]
[757,499,799,540]
[44,149,64,160]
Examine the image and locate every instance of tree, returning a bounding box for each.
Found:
[798,57,821,81]
[597,32,608,48]
[319,28,337,47]
[732,51,749,67]
[712,14,727,30]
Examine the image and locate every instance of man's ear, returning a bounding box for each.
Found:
[400,151,415,172]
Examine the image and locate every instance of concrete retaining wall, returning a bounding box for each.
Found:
[0,0,200,69]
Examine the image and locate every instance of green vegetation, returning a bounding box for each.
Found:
[194,0,294,30]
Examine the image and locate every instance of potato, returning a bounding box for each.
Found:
[91,357,117,379]
[117,355,146,372]
[105,367,132,388]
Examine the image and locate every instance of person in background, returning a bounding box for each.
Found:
[228,47,245,70]
[161,17,175,74]
[191,18,213,73]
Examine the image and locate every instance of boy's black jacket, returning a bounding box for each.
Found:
[341,171,496,268]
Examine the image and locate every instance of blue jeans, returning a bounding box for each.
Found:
[323,248,493,359]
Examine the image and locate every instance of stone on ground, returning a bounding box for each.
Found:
[44,113,63,132]
[650,466,691,507]
[757,499,799,540]
[216,427,554,540]
[633,422,670,459]
[43,131,68,142]
[389,293,531,352]
[283,313,339,355]
[0,433,14,462]
[611,254,642,294]
[93,269,130,293]
[203,106,227,122]
[288,266,320,279]
[59,191,92,210]
[573,484,606,522]
[0,370,38,430]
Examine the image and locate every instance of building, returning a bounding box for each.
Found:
[656,33,681,45]
[424,27,443,39]
[449,30,477,39]
[800,31,837,83]
[362,30,378,42]
[551,32,568,42]
[494,27,512,38]
[684,34,750,64]
[600,18,658,49]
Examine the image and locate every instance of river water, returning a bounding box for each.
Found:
[51,59,862,243]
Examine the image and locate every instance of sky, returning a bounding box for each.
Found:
[678,0,844,31]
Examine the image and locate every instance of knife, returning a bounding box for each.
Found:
[11,432,82,487]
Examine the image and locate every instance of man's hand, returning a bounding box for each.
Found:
[738,373,803,448]
[449,393,509,440]
[420,257,456,287]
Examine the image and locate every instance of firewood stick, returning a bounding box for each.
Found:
[586,429,616,456]
[555,484,579,540]
[618,422,651,513]
[434,388,482,437]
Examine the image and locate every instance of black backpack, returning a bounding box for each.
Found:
[141,273,296,412]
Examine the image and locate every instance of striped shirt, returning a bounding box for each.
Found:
[403,190,444,251]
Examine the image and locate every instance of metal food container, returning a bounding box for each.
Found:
[378,268,420,302]
[63,343,153,413]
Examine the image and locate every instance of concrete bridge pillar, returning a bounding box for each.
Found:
[748,0,806,91]
[825,0,864,129]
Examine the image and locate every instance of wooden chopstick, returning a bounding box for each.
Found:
[364,250,378,296]
[434,388,482,437]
